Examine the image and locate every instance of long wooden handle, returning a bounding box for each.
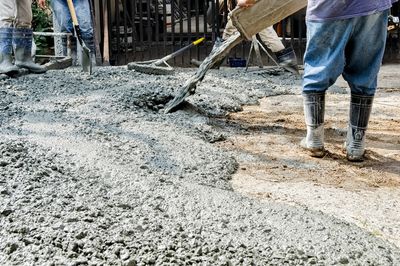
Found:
[66,0,79,26]
[102,1,110,64]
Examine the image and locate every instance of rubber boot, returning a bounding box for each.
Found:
[60,35,77,64]
[0,28,20,75]
[346,94,374,162]
[13,28,47,73]
[301,92,326,157]
[60,35,69,56]
[275,47,299,75]
[69,37,78,66]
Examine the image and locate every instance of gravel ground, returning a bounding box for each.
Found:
[0,66,399,265]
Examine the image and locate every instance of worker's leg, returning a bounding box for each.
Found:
[74,0,95,63]
[258,26,284,52]
[343,11,388,96]
[302,18,353,157]
[52,0,73,33]
[303,19,353,93]
[13,0,46,73]
[74,0,94,44]
[0,0,15,28]
[0,0,19,75]
[14,0,32,28]
[343,10,389,161]
[52,0,75,56]
[222,19,238,40]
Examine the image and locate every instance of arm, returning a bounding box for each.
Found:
[237,0,256,8]
[36,0,47,9]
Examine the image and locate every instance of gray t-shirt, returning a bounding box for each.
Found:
[306,0,397,21]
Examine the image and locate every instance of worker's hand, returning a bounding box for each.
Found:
[36,0,47,9]
[237,0,256,8]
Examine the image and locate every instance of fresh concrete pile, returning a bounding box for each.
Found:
[0,67,399,265]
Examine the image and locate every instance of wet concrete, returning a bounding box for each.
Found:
[0,67,399,265]
[165,34,242,113]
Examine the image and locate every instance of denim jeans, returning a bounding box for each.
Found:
[51,0,93,40]
[302,10,389,96]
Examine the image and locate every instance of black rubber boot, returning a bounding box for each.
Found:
[301,92,326,157]
[13,28,47,73]
[60,35,69,56]
[69,37,78,65]
[0,27,20,75]
[346,94,374,162]
[275,47,299,75]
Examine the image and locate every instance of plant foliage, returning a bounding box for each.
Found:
[32,1,53,54]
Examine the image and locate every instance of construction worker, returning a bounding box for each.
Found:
[39,0,95,65]
[209,0,298,72]
[0,0,47,75]
[239,0,397,162]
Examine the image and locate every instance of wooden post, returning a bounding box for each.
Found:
[102,0,110,65]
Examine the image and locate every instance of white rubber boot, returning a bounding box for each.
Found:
[301,92,326,157]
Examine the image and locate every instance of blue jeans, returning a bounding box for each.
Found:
[302,10,389,96]
[51,0,93,40]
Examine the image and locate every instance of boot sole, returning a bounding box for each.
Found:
[344,142,365,162]
[30,69,47,74]
[15,64,47,74]
[346,154,365,162]
[300,145,326,158]
[300,139,325,158]
[16,67,47,74]
[305,149,326,158]
[1,68,20,77]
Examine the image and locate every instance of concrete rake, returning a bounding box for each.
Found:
[128,37,205,75]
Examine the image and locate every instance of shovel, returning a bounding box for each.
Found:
[66,0,92,74]
[127,37,205,75]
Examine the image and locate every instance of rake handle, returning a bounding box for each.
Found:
[155,37,205,65]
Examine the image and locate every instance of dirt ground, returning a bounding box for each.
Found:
[220,65,400,248]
